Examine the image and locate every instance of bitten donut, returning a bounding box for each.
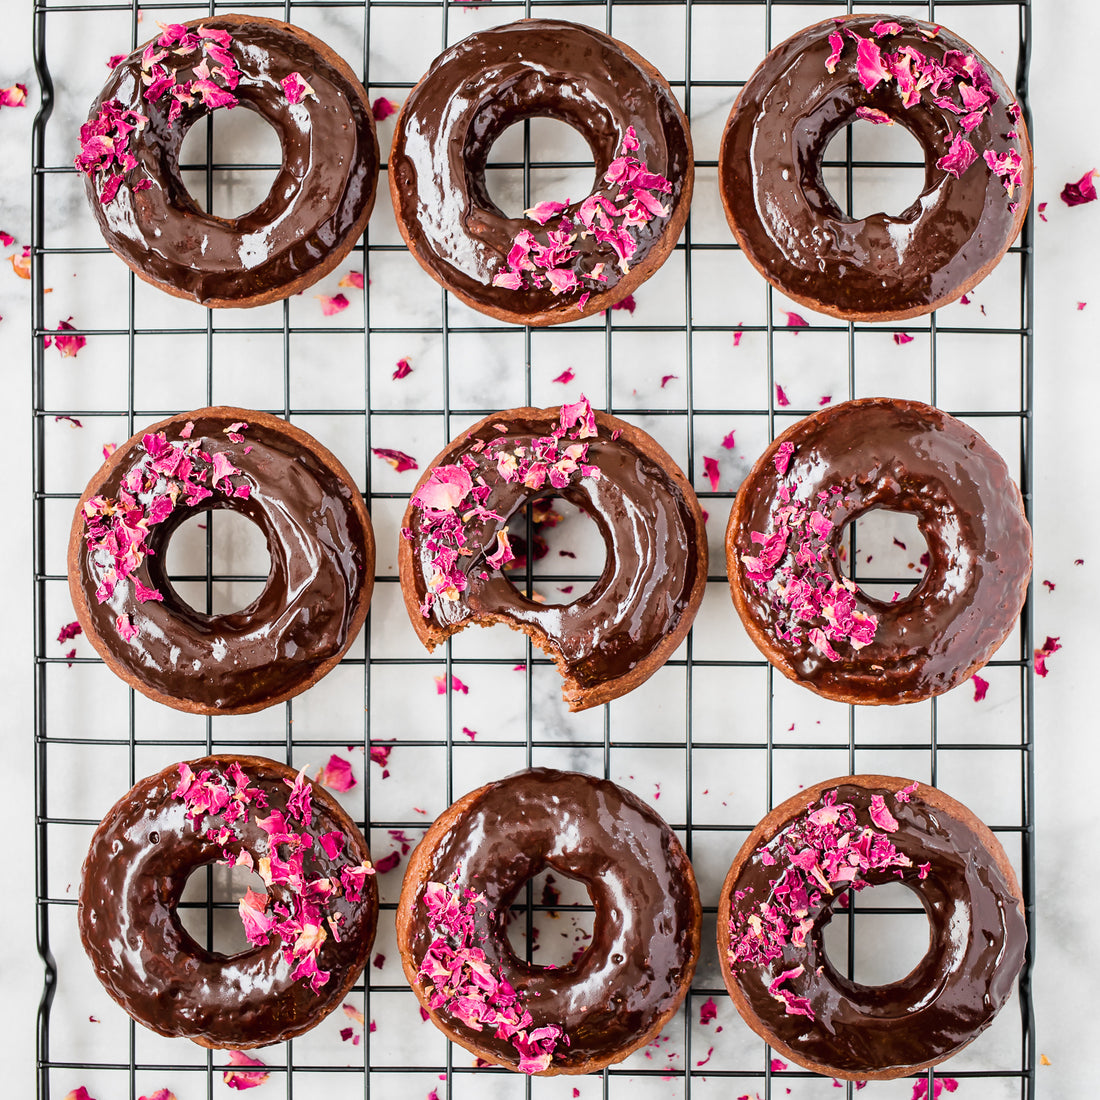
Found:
[398,396,708,709]
[69,407,375,714]
[75,16,379,307]
[718,775,1027,1080]
[79,755,379,1048]
[725,398,1031,704]
[719,15,1032,321]
[397,768,701,1074]
[389,19,693,325]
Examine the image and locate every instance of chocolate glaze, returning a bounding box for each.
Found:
[720,15,1032,320]
[401,408,707,709]
[390,20,692,324]
[722,779,1026,1076]
[727,398,1031,703]
[404,769,700,1071]
[85,16,378,307]
[70,408,374,714]
[78,755,378,1048]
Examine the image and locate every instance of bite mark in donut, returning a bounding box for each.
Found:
[398,397,708,710]
[77,16,379,308]
[717,775,1027,1080]
[719,15,1032,321]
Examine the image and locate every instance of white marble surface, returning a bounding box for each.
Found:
[1,1,1096,1097]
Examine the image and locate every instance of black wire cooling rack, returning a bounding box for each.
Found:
[32,0,1035,1097]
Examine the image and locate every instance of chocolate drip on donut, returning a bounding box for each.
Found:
[720,16,1031,320]
[83,16,378,308]
[401,769,700,1072]
[78,755,378,1048]
[721,779,1026,1077]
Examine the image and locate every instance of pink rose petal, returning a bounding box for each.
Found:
[722,430,736,450]
[703,456,720,491]
[869,794,899,832]
[972,673,989,701]
[393,357,412,379]
[316,293,350,316]
[316,753,357,792]
[339,270,365,290]
[223,1050,270,1090]
[372,447,418,473]
[825,31,844,73]
[856,106,893,125]
[1061,169,1098,206]
[372,97,398,122]
[281,72,315,104]
[775,384,790,407]
[0,83,27,109]
[413,464,472,511]
[894,332,914,345]
[552,368,576,384]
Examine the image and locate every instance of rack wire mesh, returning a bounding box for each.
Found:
[32,0,1035,1097]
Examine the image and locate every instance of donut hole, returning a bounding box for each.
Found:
[484,117,597,220]
[164,509,273,616]
[840,509,927,602]
[177,862,271,958]
[503,497,607,604]
[822,881,932,987]
[178,105,283,220]
[822,118,926,220]
[505,869,597,970]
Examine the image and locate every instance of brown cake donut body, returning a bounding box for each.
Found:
[79,755,379,1048]
[725,398,1031,704]
[389,19,693,325]
[397,399,708,709]
[397,768,701,1074]
[717,775,1027,1080]
[719,15,1032,321]
[69,407,375,714]
[76,15,379,308]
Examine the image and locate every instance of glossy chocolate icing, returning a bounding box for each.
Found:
[403,409,706,704]
[72,409,373,713]
[728,399,1031,703]
[723,780,1026,1075]
[84,16,378,307]
[390,19,692,322]
[78,755,378,1047]
[405,769,700,1070]
[720,16,1031,319]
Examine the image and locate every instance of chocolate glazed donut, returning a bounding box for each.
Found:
[389,19,693,325]
[398,400,708,710]
[725,398,1031,704]
[397,768,701,1074]
[720,15,1032,321]
[79,755,379,1048]
[718,775,1027,1080]
[69,407,375,714]
[77,16,378,307]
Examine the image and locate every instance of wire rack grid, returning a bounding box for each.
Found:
[32,0,1035,1098]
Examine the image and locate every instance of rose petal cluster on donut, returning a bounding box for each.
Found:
[396,768,702,1074]
[717,775,1027,1080]
[398,397,708,709]
[69,407,375,714]
[719,15,1032,320]
[389,19,693,325]
[78,755,379,1049]
[77,15,379,308]
[726,398,1032,704]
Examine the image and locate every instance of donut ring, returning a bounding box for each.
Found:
[397,398,708,710]
[397,768,701,1075]
[725,398,1031,704]
[69,407,375,714]
[719,15,1032,321]
[389,19,693,325]
[76,15,379,308]
[717,775,1027,1080]
[78,755,379,1048]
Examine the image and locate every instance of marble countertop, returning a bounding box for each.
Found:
[1,1,1094,1097]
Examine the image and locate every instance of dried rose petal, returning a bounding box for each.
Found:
[703,456,720,491]
[64,1091,98,1100]
[869,794,899,832]
[525,200,568,225]
[936,131,978,178]
[856,106,893,125]
[782,310,808,329]
[825,31,844,73]
[660,373,678,389]
[51,318,86,358]
[1038,201,1048,222]
[393,357,412,379]
[1034,635,1062,678]
[10,248,30,279]
[1077,302,1087,311]
[722,430,736,450]
[773,441,794,475]
[972,673,989,701]
[819,395,832,406]
[371,97,397,122]
[854,36,891,92]
[770,1057,789,1071]
[316,753,357,792]
[316,293,350,316]
[699,997,718,1025]
[338,270,365,290]
[57,620,82,644]
[137,1090,178,1100]
[434,673,469,695]
[223,1049,270,1090]
[0,84,27,109]
[414,464,472,511]
[1061,169,1098,206]
[281,72,315,104]
[870,20,904,36]
[775,384,790,407]
[894,332,914,345]
[372,447,418,473]
[611,293,637,314]
[343,1002,365,1026]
